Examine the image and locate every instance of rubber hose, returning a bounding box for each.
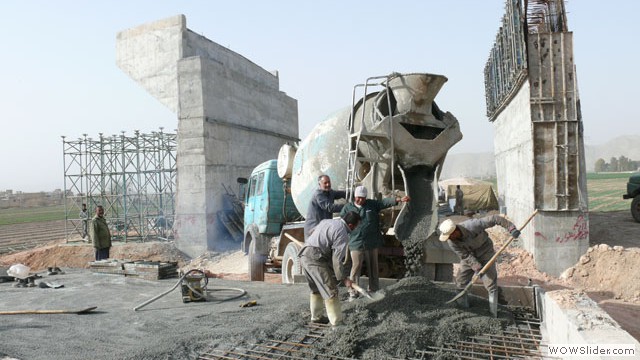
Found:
[133,269,246,311]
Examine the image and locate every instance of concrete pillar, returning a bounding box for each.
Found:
[493,32,589,277]
[117,15,298,257]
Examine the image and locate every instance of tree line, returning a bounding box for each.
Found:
[594,156,639,172]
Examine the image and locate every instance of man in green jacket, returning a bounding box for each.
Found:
[89,205,112,261]
[340,186,410,300]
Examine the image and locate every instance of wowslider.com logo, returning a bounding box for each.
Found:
[547,344,636,357]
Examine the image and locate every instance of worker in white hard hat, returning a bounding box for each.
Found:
[438,214,520,317]
[340,185,410,301]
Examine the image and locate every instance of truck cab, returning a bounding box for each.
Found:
[623,172,640,222]
[242,159,300,280]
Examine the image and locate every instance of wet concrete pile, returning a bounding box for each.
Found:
[320,277,510,359]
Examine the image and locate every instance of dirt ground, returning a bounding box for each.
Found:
[0,210,639,358]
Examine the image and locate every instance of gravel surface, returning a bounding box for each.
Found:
[0,269,514,360]
[0,269,308,360]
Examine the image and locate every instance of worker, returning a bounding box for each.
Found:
[438,214,520,317]
[341,185,410,300]
[304,174,346,239]
[299,211,361,326]
[89,205,112,261]
[454,185,464,215]
[79,203,89,240]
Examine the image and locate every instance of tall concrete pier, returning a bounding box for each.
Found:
[485,1,588,276]
[116,15,298,257]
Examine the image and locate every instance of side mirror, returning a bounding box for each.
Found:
[237,177,248,184]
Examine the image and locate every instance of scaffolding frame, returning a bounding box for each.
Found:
[62,128,177,243]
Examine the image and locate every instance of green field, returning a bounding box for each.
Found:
[0,173,633,225]
[0,205,67,226]
[586,173,630,212]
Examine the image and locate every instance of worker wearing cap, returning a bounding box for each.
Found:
[341,185,410,300]
[438,214,520,317]
[304,174,346,239]
[299,211,361,326]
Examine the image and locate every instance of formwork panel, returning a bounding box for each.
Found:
[529,32,581,211]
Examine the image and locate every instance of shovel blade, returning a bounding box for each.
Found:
[446,281,473,304]
[351,283,385,301]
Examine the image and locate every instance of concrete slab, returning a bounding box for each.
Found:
[542,289,640,358]
[0,268,308,360]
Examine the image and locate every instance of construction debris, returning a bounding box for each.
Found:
[89,259,178,280]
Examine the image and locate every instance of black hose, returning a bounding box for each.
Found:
[133,269,246,311]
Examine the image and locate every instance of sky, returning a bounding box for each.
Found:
[1,1,638,192]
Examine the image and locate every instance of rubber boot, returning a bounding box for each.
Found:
[489,290,498,318]
[455,293,469,308]
[324,297,343,326]
[310,293,328,324]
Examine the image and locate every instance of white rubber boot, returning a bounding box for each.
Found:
[489,290,498,318]
[325,297,343,326]
[310,293,327,323]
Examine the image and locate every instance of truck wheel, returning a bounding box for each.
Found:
[282,242,302,284]
[632,195,640,223]
[248,239,266,282]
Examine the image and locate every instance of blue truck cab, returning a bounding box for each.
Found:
[242,160,301,280]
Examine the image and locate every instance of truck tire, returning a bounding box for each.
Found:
[281,242,302,284]
[632,195,640,223]
[248,239,266,282]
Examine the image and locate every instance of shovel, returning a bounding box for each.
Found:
[446,210,538,304]
[351,283,384,301]
[0,306,97,315]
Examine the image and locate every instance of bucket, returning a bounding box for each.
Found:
[7,264,30,279]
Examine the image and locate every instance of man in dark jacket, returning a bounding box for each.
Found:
[90,205,112,261]
[341,186,409,299]
[304,175,346,239]
[439,214,520,317]
[299,211,361,326]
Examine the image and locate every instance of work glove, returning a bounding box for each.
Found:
[509,228,521,239]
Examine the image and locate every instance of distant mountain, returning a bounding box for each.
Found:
[584,134,640,171]
[441,152,496,180]
[440,134,640,179]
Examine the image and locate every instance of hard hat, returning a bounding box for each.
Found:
[438,219,456,241]
[354,186,367,198]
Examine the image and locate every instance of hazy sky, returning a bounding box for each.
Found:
[1,1,638,192]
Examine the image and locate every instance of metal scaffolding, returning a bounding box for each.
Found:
[62,128,177,243]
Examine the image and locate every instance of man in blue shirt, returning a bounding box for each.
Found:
[304,175,346,239]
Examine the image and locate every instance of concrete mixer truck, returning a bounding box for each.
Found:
[240,72,462,283]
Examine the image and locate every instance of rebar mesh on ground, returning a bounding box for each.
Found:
[420,313,557,360]
[198,323,357,360]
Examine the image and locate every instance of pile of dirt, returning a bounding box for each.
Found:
[321,276,507,359]
[560,244,640,303]
[0,240,188,271]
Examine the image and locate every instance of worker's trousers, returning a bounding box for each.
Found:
[456,251,498,293]
[349,248,380,293]
[299,246,339,299]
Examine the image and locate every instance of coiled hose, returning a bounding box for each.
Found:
[133,269,247,311]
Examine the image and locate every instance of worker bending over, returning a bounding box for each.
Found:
[438,214,520,317]
[299,211,361,326]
